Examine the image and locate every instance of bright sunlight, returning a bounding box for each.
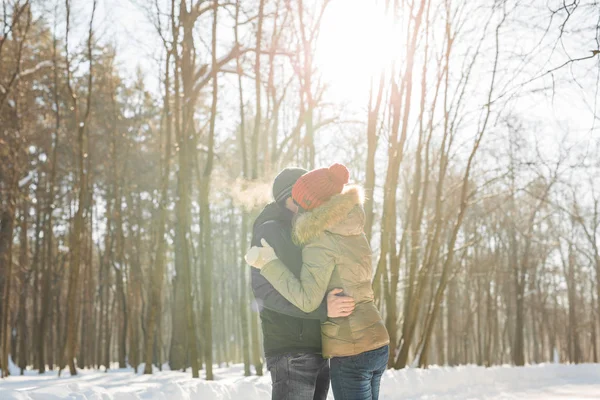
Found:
[316,0,396,103]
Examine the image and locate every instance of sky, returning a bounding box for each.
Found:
[65,0,401,107]
[43,0,600,172]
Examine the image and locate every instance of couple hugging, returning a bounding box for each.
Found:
[247,163,390,400]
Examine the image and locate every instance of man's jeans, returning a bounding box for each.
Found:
[266,353,330,400]
[330,345,389,400]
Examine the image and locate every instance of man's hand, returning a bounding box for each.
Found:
[326,288,355,318]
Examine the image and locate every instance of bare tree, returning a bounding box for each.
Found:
[61,0,97,376]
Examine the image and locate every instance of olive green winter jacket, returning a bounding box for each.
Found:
[261,185,390,358]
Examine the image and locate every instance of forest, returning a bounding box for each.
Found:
[0,0,599,381]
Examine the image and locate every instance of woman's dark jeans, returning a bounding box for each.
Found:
[330,345,389,400]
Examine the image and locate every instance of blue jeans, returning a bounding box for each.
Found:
[330,345,389,400]
[266,353,330,400]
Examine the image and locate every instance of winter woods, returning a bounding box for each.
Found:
[0,0,599,379]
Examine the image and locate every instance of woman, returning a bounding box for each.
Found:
[246,163,389,400]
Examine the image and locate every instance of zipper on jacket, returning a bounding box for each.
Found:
[299,322,304,341]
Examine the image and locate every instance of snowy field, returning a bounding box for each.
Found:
[1,361,600,399]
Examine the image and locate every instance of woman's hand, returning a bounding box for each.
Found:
[245,239,278,269]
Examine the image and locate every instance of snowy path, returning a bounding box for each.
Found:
[1,363,600,399]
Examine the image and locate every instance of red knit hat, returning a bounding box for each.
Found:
[292,164,350,210]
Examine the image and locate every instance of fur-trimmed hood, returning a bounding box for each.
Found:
[293,185,365,245]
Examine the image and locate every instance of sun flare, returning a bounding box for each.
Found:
[316,0,396,104]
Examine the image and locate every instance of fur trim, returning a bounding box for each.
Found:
[293,185,364,245]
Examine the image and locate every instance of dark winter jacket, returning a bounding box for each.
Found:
[251,202,327,358]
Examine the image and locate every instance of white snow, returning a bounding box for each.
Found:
[2,360,600,399]
[18,171,34,188]
[15,60,54,80]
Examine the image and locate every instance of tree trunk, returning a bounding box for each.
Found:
[240,212,251,376]
[144,39,173,375]
[235,0,251,375]
[250,307,263,376]
[17,191,29,374]
[169,0,190,371]
[0,201,16,377]
[251,0,265,179]
[363,74,385,241]
[62,0,96,376]
[197,1,221,380]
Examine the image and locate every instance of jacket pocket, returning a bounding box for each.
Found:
[321,321,340,338]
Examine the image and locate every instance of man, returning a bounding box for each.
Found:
[251,167,355,400]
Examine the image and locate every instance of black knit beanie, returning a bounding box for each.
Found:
[272,167,308,203]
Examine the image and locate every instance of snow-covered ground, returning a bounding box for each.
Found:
[2,361,600,399]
